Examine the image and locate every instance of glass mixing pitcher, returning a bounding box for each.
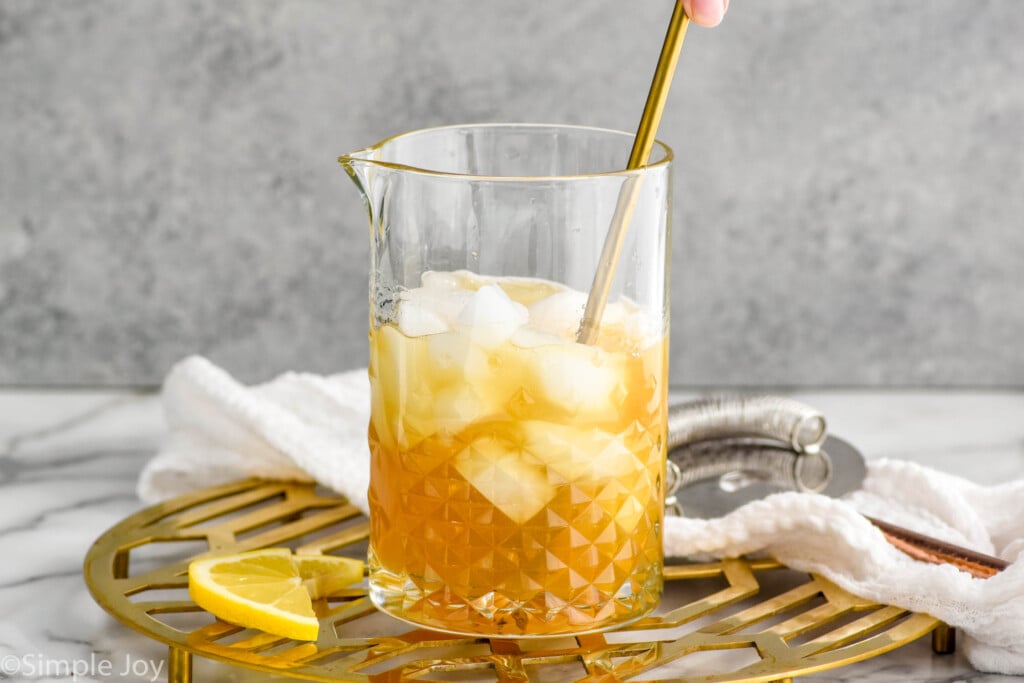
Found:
[340,123,673,637]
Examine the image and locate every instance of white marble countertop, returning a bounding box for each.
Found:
[1,388,1022,682]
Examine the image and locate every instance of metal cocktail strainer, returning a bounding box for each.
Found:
[662,396,1008,578]
[663,396,867,518]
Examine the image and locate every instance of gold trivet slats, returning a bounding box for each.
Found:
[84,479,942,683]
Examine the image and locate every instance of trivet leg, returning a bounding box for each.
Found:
[931,623,956,654]
[168,646,192,683]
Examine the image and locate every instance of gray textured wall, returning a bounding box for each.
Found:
[2,1,1022,388]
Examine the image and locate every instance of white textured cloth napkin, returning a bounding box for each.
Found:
[139,356,1024,674]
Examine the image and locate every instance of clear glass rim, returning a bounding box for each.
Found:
[339,122,673,182]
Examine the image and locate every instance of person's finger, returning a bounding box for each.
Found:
[681,0,728,27]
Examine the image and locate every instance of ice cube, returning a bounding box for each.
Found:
[400,286,471,332]
[427,330,488,382]
[397,299,449,337]
[528,344,622,423]
[510,327,569,349]
[602,296,665,346]
[423,269,491,291]
[452,269,491,290]
[367,375,395,453]
[526,290,588,340]
[521,422,651,530]
[600,300,632,327]
[421,270,463,290]
[626,308,664,345]
[433,384,489,434]
[370,324,435,448]
[455,284,528,348]
[454,435,555,524]
[521,422,640,482]
[427,329,523,420]
[589,435,641,478]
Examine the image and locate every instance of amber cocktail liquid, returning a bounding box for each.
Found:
[341,123,673,636]
[367,272,667,635]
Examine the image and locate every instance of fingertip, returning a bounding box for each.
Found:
[683,0,726,27]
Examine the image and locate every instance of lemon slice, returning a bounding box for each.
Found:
[188,548,364,641]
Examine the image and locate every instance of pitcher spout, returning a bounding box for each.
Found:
[338,145,379,207]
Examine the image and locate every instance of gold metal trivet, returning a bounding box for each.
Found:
[84,479,944,683]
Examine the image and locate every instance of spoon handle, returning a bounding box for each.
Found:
[866,516,1010,579]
